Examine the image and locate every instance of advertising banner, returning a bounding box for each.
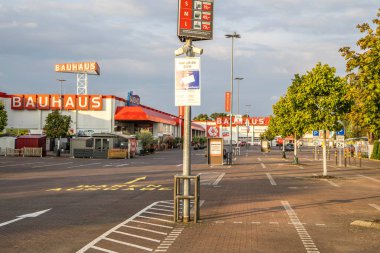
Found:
[175,57,201,106]
[225,92,231,112]
[177,0,214,41]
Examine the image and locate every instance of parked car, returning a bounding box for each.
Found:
[285,143,294,151]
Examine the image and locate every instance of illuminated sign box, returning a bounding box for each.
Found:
[55,62,100,75]
[177,0,214,42]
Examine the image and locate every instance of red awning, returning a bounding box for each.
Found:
[115,106,178,125]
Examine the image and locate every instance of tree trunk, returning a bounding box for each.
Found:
[323,130,328,176]
[293,133,299,164]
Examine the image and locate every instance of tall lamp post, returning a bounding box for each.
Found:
[57,79,66,113]
[235,77,244,144]
[56,79,66,156]
[225,32,241,164]
[245,104,251,149]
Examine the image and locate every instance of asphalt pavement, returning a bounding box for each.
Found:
[0,147,379,253]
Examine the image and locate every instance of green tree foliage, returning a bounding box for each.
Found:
[339,9,380,141]
[44,110,72,138]
[371,141,379,160]
[261,128,275,141]
[136,129,154,150]
[193,113,210,121]
[299,63,351,174]
[209,112,228,120]
[299,63,351,131]
[0,102,8,132]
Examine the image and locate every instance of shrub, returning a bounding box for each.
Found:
[371,141,379,160]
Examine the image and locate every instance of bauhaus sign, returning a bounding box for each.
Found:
[216,117,270,126]
[55,62,100,75]
[11,94,103,111]
[177,0,214,42]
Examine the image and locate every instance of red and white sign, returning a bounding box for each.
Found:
[207,125,220,137]
[216,117,270,126]
[11,94,103,111]
[177,0,214,41]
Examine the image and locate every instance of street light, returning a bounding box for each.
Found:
[225,32,241,164]
[245,104,251,148]
[57,79,66,113]
[235,77,244,144]
[56,79,66,156]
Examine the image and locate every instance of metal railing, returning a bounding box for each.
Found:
[173,175,200,223]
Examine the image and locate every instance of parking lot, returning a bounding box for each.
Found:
[0,148,379,252]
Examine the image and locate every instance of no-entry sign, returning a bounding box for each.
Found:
[177,0,214,42]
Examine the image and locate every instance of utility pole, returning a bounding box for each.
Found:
[57,79,66,157]
[225,32,241,164]
[235,77,244,144]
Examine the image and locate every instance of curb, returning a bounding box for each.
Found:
[351,220,380,229]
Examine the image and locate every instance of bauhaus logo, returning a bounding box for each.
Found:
[11,94,103,111]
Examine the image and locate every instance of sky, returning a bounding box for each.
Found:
[0,0,378,117]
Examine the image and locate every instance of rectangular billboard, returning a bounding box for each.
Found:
[175,58,201,106]
[177,0,214,41]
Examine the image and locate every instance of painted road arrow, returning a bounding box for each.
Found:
[0,208,52,228]
[125,176,147,185]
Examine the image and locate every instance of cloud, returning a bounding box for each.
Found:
[0,0,379,117]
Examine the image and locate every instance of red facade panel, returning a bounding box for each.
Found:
[15,136,47,156]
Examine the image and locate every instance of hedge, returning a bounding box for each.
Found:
[371,141,380,160]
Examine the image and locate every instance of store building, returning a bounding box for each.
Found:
[0,91,205,138]
[194,116,270,145]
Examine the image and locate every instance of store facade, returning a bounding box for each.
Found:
[0,91,205,138]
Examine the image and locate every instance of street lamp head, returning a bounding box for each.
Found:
[235,77,244,81]
[57,79,66,82]
[225,32,241,39]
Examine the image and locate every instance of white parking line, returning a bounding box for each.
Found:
[358,175,380,183]
[116,163,129,167]
[176,164,183,167]
[282,201,320,253]
[261,163,267,169]
[144,211,173,217]
[369,203,380,212]
[258,158,262,162]
[104,237,153,252]
[32,162,73,168]
[266,173,277,186]
[77,202,161,253]
[67,162,101,168]
[91,245,117,253]
[213,173,226,186]
[0,162,44,168]
[324,180,340,188]
[114,230,161,243]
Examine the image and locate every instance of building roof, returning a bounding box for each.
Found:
[114,105,179,125]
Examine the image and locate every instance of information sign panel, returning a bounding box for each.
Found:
[337,129,345,136]
[177,0,214,41]
[175,58,201,106]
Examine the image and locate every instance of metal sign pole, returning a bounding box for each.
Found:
[183,105,191,222]
[183,38,195,222]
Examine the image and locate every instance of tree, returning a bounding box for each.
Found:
[136,129,154,152]
[298,63,352,175]
[269,75,310,163]
[339,9,380,142]
[209,112,228,120]
[44,110,72,138]
[193,113,210,121]
[0,102,8,133]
